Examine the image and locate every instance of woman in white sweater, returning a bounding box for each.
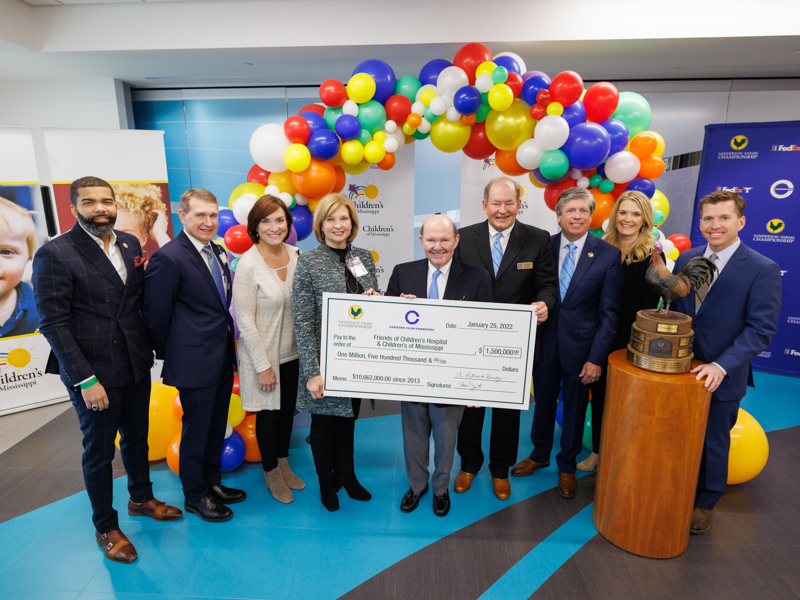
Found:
[232,195,304,503]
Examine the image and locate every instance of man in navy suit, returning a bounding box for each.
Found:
[453,177,557,501]
[386,215,493,516]
[33,176,181,564]
[673,190,781,534]
[512,187,623,499]
[143,188,245,522]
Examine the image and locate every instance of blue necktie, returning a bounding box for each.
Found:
[559,242,576,301]
[429,269,442,300]
[202,245,227,306]
[492,232,503,276]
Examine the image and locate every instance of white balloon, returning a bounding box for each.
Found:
[602,218,610,232]
[224,423,233,439]
[494,51,527,75]
[384,120,397,133]
[430,96,448,116]
[661,239,675,254]
[278,191,293,205]
[411,101,425,115]
[383,138,399,153]
[249,123,291,173]
[418,118,432,134]
[570,168,583,180]
[577,177,590,189]
[515,138,546,170]
[387,127,406,150]
[604,151,641,184]
[475,74,493,93]
[342,100,359,117]
[415,84,439,103]
[294,193,308,206]
[445,106,461,122]
[534,115,570,151]
[264,184,281,196]
[666,257,675,272]
[233,194,257,225]
[437,66,470,97]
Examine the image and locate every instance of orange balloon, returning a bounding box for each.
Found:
[291,159,336,199]
[331,166,346,193]
[307,198,320,213]
[407,113,422,128]
[589,188,615,229]
[378,152,396,170]
[528,171,546,189]
[460,114,477,126]
[638,156,665,180]
[629,132,658,160]
[404,134,416,145]
[495,149,529,176]
[234,414,262,463]
[172,394,183,420]
[166,432,181,475]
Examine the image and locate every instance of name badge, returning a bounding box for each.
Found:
[346,257,369,278]
[517,262,533,270]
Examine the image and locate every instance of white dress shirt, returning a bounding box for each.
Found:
[79,223,127,284]
[557,232,589,275]
[488,223,514,255]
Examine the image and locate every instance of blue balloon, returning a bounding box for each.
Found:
[300,111,327,135]
[596,162,607,178]
[334,114,361,141]
[353,59,397,105]
[530,168,570,186]
[290,204,313,241]
[493,55,521,74]
[307,129,340,161]
[220,431,245,472]
[600,118,630,156]
[626,178,656,198]
[556,401,564,428]
[521,74,552,106]
[562,122,612,170]
[561,100,587,129]
[217,209,237,239]
[419,58,452,86]
[452,85,482,115]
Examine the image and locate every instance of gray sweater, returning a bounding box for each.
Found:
[292,243,379,417]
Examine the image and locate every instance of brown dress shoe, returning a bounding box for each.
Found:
[558,472,578,499]
[511,457,551,477]
[128,498,183,521]
[96,528,137,563]
[493,478,511,500]
[454,471,475,494]
[690,506,713,534]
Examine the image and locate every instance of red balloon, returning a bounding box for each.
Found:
[495,149,529,176]
[247,164,270,186]
[549,71,584,107]
[331,166,346,193]
[300,103,325,116]
[453,42,493,85]
[611,182,628,199]
[668,233,692,253]
[232,373,240,397]
[584,82,620,123]
[462,122,497,160]
[543,178,576,211]
[384,94,413,125]
[284,116,311,145]
[530,103,547,120]
[536,89,552,106]
[505,72,523,98]
[319,79,347,108]
[224,224,253,254]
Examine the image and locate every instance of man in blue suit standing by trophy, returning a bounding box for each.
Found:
[673,190,781,534]
[144,188,245,522]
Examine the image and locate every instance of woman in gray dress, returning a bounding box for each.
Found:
[292,193,380,511]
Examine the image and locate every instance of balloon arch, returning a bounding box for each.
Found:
[219,42,691,262]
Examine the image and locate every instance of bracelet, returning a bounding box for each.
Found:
[80,376,98,390]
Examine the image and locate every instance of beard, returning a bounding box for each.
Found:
[77,210,116,237]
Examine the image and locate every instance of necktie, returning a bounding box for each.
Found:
[492,232,503,276]
[559,242,576,301]
[429,269,442,300]
[695,253,718,314]
[202,245,227,306]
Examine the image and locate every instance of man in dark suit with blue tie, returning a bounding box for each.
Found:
[673,191,781,534]
[512,187,623,499]
[33,176,182,564]
[143,188,245,522]
[386,215,493,516]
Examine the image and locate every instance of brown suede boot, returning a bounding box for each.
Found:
[278,457,306,490]
[265,467,293,503]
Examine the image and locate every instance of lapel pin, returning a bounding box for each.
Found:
[123,243,129,248]
[588,252,594,258]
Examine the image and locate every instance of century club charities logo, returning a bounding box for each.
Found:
[405,310,420,325]
[348,182,384,214]
[348,305,363,319]
[716,186,752,194]
[767,219,785,234]
[0,342,44,391]
[770,180,794,199]
[771,143,800,152]
[730,136,748,150]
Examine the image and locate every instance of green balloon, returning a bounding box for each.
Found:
[357,128,372,145]
[599,179,614,193]
[589,228,604,239]
[582,414,593,450]
[423,107,440,123]
[651,227,659,238]
[481,92,489,104]
[653,209,666,225]
[412,129,430,140]
[323,106,343,131]
[230,257,240,272]
[475,102,491,123]
[540,149,569,180]
[492,66,509,84]
[287,195,297,210]
[589,174,603,188]
[357,100,387,134]
[612,91,652,137]
[396,75,422,102]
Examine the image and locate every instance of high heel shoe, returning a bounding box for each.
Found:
[341,474,371,501]
[319,477,339,512]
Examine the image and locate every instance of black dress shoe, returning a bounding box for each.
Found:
[319,477,339,512]
[209,483,246,504]
[341,474,371,501]
[184,495,233,522]
[400,484,429,513]
[433,491,450,517]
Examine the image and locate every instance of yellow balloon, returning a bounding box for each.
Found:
[728,408,769,484]
[528,172,546,189]
[284,143,311,173]
[487,83,514,112]
[372,131,387,143]
[307,198,320,213]
[227,393,246,428]
[420,88,436,107]
[147,382,182,461]
[430,118,471,153]
[651,131,666,157]
[342,161,370,175]
[476,61,497,78]
[402,123,417,136]
[340,140,365,165]
[364,140,386,164]
[346,73,376,103]
[228,182,265,209]
[485,98,536,151]
[650,189,670,220]
[268,170,296,195]
[666,248,679,261]
[546,102,564,116]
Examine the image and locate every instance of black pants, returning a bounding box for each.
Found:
[588,370,607,454]
[255,359,299,471]
[456,407,521,479]
[69,375,153,534]
[309,398,361,479]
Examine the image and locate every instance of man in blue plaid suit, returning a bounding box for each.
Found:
[33,176,182,564]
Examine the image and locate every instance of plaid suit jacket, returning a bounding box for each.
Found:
[32,224,153,389]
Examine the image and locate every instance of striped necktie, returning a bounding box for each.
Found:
[202,245,227,307]
[559,242,576,301]
[695,253,718,314]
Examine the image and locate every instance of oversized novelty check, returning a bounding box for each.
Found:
[320,293,536,410]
